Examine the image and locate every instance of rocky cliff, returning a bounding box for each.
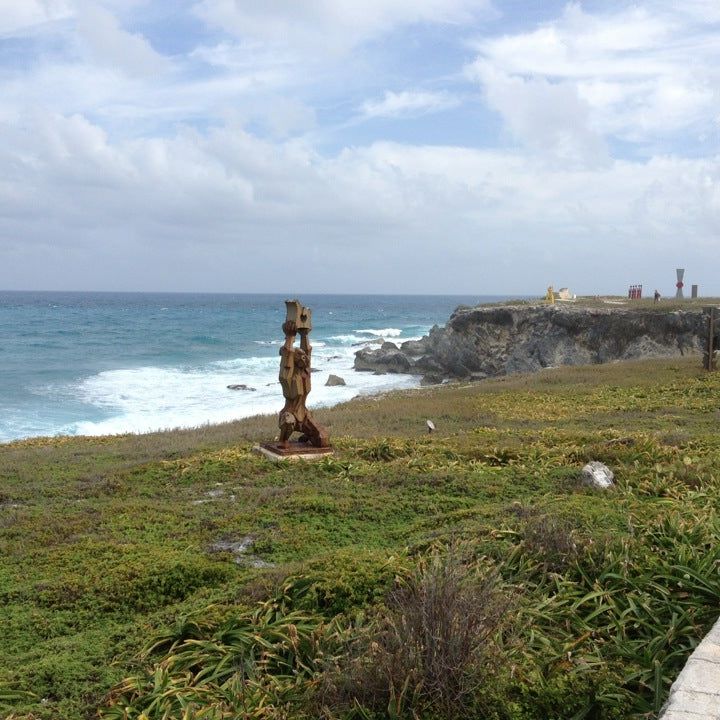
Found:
[354,303,709,382]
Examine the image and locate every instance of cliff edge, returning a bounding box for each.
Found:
[355,303,709,382]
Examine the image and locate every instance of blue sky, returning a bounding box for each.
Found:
[0,0,718,294]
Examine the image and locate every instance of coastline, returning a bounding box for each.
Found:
[0,369,423,446]
[5,293,717,445]
[2,291,498,444]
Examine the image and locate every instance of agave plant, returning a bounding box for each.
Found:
[507,509,720,717]
[102,584,337,720]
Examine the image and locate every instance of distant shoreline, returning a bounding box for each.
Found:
[3,294,715,445]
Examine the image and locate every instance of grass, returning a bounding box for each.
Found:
[481,295,720,312]
[1,356,720,718]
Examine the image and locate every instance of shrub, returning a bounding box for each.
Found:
[522,513,580,572]
[100,560,233,613]
[288,551,402,616]
[319,548,510,719]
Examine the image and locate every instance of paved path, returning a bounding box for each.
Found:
[659,616,720,719]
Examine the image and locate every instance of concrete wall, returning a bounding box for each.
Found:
[659,616,720,719]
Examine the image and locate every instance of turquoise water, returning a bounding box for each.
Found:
[0,292,509,442]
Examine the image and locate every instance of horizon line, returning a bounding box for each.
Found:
[0,289,538,298]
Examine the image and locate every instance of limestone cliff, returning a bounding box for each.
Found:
[354,303,709,381]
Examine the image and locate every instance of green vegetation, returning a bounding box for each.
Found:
[484,295,720,312]
[2,357,720,719]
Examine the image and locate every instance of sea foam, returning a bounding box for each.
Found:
[1,291,492,444]
[354,328,403,337]
[62,344,418,438]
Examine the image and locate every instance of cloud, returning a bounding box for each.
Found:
[666,0,720,24]
[360,90,460,119]
[193,0,492,53]
[0,0,72,36]
[1,1,719,294]
[469,62,608,166]
[75,2,169,77]
[2,109,719,293]
[467,2,720,149]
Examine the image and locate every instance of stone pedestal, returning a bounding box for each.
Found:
[253,443,334,462]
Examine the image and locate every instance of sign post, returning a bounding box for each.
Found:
[702,306,718,371]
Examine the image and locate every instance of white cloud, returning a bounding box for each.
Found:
[75,2,169,77]
[469,62,608,166]
[0,5,312,137]
[193,0,491,53]
[474,5,672,80]
[360,90,460,119]
[0,52,295,141]
[0,0,72,36]
[2,109,719,293]
[468,2,720,148]
[189,39,294,76]
[666,0,720,24]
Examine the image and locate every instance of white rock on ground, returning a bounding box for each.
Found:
[580,461,614,488]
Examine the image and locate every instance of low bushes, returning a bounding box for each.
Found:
[102,550,512,720]
[101,593,332,719]
[505,509,720,718]
[317,550,509,720]
[100,507,720,719]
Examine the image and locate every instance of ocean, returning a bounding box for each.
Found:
[0,292,510,443]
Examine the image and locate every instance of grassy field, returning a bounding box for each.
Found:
[2,356,720,719]
[482,295,720,312]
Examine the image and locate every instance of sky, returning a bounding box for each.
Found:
[0,0,718,295]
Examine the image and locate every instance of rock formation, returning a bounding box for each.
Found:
[354,303,708,383]
[354,344,413,373]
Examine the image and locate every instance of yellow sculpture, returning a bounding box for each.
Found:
[546,286,555,304]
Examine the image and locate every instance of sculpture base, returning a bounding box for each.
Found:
[254,442,334,462]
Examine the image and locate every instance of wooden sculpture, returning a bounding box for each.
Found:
[276,300,330,449]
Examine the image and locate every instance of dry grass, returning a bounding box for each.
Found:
[474,295,720,312]
[317,549,508,719]
[521,512,581,572]
[0,355,709,459]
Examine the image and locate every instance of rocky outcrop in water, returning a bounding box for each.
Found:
[354,304,708,382]
[354,341,413,374]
